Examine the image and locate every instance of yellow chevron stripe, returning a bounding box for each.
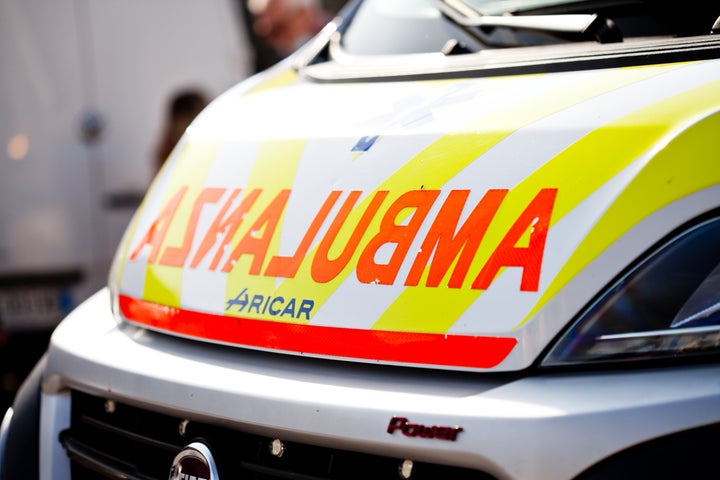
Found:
[518,91,720,328]
[257,65,672,329]
[144,141,219,306]
[113,142,188,287]
[224,139,307,316]
[373,64,695,334]
[248,69,299,95]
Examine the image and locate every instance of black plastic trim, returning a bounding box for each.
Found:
[61,436,148,480]
[0,354,46,480]
[62,391,494,480]
[575,422,720,479]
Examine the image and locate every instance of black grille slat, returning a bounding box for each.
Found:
[61,435,150,480]
[239,461,334,480]
[76,414,181,453]
[61,390,495,480]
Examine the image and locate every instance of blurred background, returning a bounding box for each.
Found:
[0,0,346,414]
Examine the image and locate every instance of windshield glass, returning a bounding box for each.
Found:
[340,0,720,56]
[341,0,596,55]
[341,0,481,55]
[449,0,577,15]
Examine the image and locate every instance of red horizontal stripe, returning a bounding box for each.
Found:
[119,295,516,369]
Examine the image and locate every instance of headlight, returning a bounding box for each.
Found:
[543,215,720,366]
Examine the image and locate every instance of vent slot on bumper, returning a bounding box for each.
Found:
[60,390,493,480]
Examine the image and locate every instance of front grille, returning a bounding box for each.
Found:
[61,390,494,480]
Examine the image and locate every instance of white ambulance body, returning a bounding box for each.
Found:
[4,1,720,479]
[0,0,252,332]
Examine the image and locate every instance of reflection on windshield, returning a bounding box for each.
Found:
[341,0,480,55]
[339,0,720,56]
[341,0,575,55]
[460,0,577,16]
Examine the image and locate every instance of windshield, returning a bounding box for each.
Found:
[449,0,580,15]
[341,0,484,55]
[340,0,720,56]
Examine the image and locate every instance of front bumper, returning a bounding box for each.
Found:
[36,289,720,479]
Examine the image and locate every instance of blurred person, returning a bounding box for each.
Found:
[245,0,332,71]
[154,89,209,171]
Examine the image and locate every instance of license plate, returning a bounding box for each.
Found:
[0,286,72,330]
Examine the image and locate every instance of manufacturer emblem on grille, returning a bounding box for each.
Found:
[169,442,219,480]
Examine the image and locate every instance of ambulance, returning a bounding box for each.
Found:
[3,0,720,478]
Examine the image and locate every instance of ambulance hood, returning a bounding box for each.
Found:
[110,59,720,371]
